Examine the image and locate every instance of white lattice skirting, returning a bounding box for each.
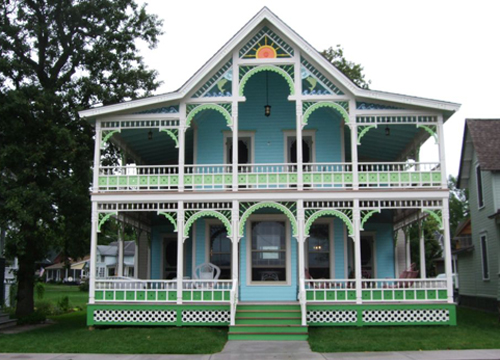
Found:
[93,309,176,324]
[307,310,357,324]
[182,310,230,323]
[362,309,450,324]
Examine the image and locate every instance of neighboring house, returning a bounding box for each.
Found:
[457,119,500,312]
[79,8,460,337]
[96,241,136,278]
[45,256,88,283]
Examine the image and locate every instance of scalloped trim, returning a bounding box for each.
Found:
[184,210,232,237]
[303,101,349,126]
[186,104,232,128]
[239,202,297,237]
[239,65,295,97]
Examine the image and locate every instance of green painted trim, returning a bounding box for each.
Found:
[184,210,232,237]
[159,129,179,148]
[305,209,353,236]
[303,101,349,126]
[357,125,377,145]
[98,212,117,232]
[306,303,456,327]
[186,104,232,128]
[361,209,381,230]
[417,124,438,144]
[158,212,177,232]
[87,304,230,327]
[422,209,443,230]
[239,65,295,97]
[239,202,297,237]
[101,129,121,148]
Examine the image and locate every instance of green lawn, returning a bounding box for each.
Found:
[36,284,89,310]
[0,312,228,354]
[309,307,500,352]
[3,285,498,354]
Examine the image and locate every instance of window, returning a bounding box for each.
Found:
[476,165,484,208]
[285,134,314,164]
[224,132,254,165]
[209,225,232,279]
[480,234,489,280]
[307,224,330,278]
[98,267,105,278]
[251,221,287,282]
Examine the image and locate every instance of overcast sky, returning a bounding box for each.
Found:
[137,0,500,177]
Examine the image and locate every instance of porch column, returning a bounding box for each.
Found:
[353,200,362,304]
[232,104,239,191]
[176,201,185,304]
[296,103,303,191]
[349,102,359,190]
[442,198,454,303]
[418,213,427,279]
[178,104,186,192]
[89,202,99,304]
[436,115,447,189]
[231,200,239,280]
[297,200,306,325]
[405,226,412,268]
[117,215,124,277]
[92,120,102,192]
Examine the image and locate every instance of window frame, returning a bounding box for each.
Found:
[476,164,485,209]
[283,130,316,164]
[246,214,291,286]
[223,131,255,165]
[479,232,489,281]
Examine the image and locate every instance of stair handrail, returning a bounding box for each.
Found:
[230,278,238,326]
[298,278,307,326]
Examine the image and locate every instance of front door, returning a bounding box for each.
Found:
[240,216,297,301]
[163,237,177,279]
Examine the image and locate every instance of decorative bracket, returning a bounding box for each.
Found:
[357,125,377,145]
[183,210,232,238]
[417,124,438,144]
[97,212,117,232]
[185,103,232,128]
[101,130,121,149]
[360,209,381,230]
[239,202,298,238]
[304,208,353,237]
[422,209,443,230]
[158,211,178,232]
[160,129,179,148]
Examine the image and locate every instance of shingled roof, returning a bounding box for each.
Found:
[458,119,500,188]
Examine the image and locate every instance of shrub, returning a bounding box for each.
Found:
[35,282,45,300]
[79,280,89,292]
[17,310,47,325]
[57,296,70,313]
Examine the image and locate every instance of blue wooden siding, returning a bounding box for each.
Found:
[333,218,346,278]
[364,222,395,278]
[193,71,344,164]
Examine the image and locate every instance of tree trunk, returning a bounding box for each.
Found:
[15,251,36,318]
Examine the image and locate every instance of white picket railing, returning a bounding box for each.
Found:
[94,279,233,303]
[358,162,441,188]
[305,278,448,303]
[303,163,353,188]
[237,163,298,189]
[96,162,442,192]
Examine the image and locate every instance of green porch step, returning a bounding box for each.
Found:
[229,303,308,341]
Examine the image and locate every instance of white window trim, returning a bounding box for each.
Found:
[246,214,291,286]
[475,163,485,210]
[205,219,232,278]
[283,130,316,163]
[305,218,334,279]
[479,232,490,281]
[222,130,255,164]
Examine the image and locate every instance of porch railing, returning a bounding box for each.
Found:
[96,162,442,192]
[94,279,232,303]
[305,278,448,303]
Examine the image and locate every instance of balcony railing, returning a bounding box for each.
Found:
[305,278,448,302]
[96,162,441,192]
[94,279,233,303]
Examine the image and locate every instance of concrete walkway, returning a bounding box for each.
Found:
[1,343,500,360]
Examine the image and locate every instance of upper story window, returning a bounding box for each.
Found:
[476,164,484,208]
[480,234,489,280]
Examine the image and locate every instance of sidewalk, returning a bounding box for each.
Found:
[1,342,500,360]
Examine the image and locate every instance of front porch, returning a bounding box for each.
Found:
[87,196,456,328]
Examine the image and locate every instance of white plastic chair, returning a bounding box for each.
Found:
[194,262,221,281]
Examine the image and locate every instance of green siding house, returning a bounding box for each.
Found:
[79,7,461,339]
[457,119,500,312]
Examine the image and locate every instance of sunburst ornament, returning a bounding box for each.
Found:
[256,44,278,59]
